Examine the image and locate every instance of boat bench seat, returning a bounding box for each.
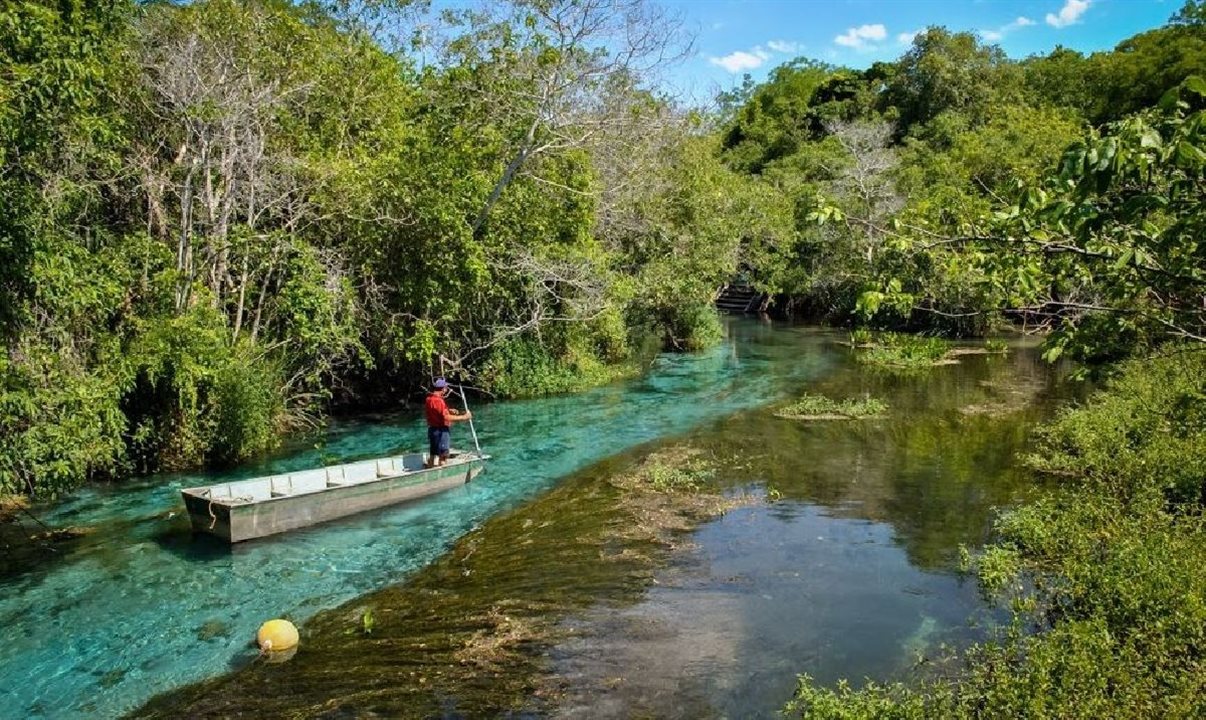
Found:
[289,469,328,495]
[332,462,378,485]
[224,457,433,497]
[269,476,291,497]
[219,480,272,503]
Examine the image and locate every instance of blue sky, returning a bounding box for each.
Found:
[663,0,1178,97]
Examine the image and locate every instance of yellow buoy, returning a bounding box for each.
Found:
[256,619,299,652]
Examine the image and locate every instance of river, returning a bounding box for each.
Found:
[0,320,1071,718]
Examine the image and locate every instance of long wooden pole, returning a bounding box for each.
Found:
[459,383,483,456]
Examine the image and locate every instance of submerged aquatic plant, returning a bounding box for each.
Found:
[776,393,888,420]
[362,609,374,636]
[645,462,714,493]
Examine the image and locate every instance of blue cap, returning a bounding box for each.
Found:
[433,377,447,389]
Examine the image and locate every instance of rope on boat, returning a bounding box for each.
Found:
[202,488,251,530]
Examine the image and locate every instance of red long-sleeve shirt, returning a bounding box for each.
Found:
[425,392,452,428]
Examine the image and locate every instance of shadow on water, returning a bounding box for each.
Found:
[134,337,1079,719]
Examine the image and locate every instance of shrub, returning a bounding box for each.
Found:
[0,352,127,498]
[665,302,724,352]
[476,334,637,398]
[206,353,284,466]
[1026,349,1206,507]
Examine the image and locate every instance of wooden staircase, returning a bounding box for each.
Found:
[715,283,765,314]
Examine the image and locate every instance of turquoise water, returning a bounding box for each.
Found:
[0,319,835,720]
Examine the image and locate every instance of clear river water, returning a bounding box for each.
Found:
[0,320,1071,719]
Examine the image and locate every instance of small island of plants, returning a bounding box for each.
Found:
[776,394,889,421]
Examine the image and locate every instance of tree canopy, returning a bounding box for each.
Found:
[2,0,1204,498]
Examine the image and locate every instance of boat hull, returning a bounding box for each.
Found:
[181,454,486,543]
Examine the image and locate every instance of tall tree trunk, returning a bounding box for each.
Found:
[232,253,250,342]
[175,164,196,312]
[471,117,540,236]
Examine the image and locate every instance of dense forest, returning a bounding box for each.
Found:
[1,0,1202,496]
[2,0,789,498]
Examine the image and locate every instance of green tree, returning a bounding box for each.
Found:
[861,78,1205,362]
[883,28,1022,136]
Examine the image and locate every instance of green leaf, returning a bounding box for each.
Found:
[1183,74,1206,100]
[856,291,883,318]
[1113,248,1134,269]
[1041,344,1063,363]
[1174,140,1205,169]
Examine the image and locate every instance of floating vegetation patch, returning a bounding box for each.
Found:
[984,338,1009,355]
[855,332,956,370]
[608,447,756,555]
[849,327,875,348]
[775,393,889,421]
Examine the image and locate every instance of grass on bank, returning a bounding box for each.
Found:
[784,349,1206,719]
[776,393,889,420]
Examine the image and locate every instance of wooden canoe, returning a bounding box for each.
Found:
[180,450,488,543]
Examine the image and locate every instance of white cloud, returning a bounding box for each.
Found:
[979,16,1035,42]
[1046,0,1090,28]
[834,23,888,50]
[708,48,771,73]
[897,30,920,45]
[708,40,802,73]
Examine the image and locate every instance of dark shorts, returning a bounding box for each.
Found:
[428,426,451,457]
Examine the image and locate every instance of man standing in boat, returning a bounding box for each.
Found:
[425,378,472,467]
